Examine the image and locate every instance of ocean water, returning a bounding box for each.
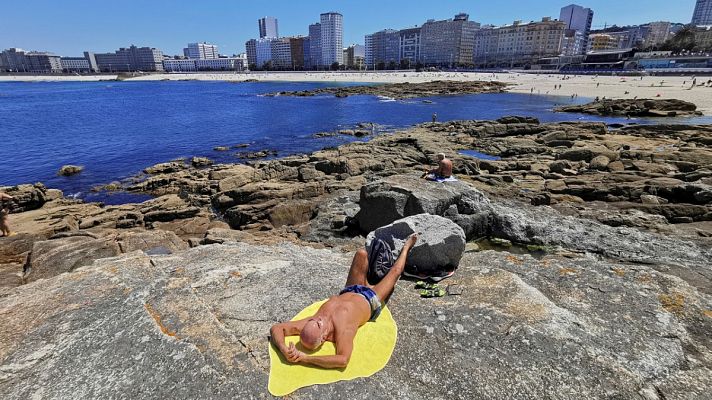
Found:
[1,80,711,204]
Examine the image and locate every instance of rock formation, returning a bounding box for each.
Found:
[555,99,703,117]
[2,115,711,398]
[267,80,509,99]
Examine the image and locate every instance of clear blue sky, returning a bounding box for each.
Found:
[1,0,698,56]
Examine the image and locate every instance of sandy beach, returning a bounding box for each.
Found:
[3,71,712,113]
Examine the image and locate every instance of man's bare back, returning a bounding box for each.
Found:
[270,234,417,369]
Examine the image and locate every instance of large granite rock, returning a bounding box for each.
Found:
[267,80,509,99]
[366,214,466,273]
[0,242,710,399]
[555,99,702,117]
[357,174,490,233]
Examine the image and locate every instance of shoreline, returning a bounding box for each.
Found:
[2,71,712,112]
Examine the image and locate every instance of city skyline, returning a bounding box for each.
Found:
[0,0,701,56]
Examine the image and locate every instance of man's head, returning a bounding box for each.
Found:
[300,317,326,350]
[437,153,446,161]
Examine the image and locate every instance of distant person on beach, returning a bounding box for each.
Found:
[432,113,438,122]
[0,192,16,237]
[423,153,453,181]
[270,234,418,368]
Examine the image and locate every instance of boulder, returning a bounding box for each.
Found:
[365,214,466,274]
[58,165,83,176]
[144,162,186,175]
[24,236,121,283]
[116,231,188,254]
[190,157,213,168]
[357,174,489,233]
[590,155,611,171]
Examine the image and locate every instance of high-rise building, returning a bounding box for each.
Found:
[399,27,421,65]
[473,18,565,67]
[94,45,164,72]
[255,39,273,68]
[364,29,400,68]
[320,12,344,67]
[561,29,585,56]
[259,16,279,39]
[245,39,257,67]
[692,0,712,25]
[184,42,218,59]
[270,38,293,69]
[308,23,322,69]
[560,4,594,54]
[289,37,308,70]
[420,13,480,67]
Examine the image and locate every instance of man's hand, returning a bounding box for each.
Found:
[285,342,306,364]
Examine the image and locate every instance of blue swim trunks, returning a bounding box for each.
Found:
[340,285,382,321]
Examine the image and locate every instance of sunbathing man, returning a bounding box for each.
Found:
[270,234,417,369]
[423,153,453,181]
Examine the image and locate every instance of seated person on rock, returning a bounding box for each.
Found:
[0,192,16,237]
[270,234,417,369]
[423,153,453,181]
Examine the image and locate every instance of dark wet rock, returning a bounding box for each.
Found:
[267,80,509,99]
[556,98,702,117]
[57,165,83,176]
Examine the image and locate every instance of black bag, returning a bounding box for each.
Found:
[367,238,394,284]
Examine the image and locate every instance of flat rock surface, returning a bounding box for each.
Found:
[267,80,509,99]
[0,241,710,399]
[555,99,702,117]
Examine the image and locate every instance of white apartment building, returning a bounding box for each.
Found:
[320,12,344,66]
[184,42,218,59]
[60,57,92,72]
[163,57,246,72]
[270,38,293,69]
[474,18,565,67]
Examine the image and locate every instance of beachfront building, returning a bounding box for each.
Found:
[420,13,480,67]
[245,39,257,68]
[561,29,585,56]
[60,57,93,73]
[290,37,307,70]
[183,42,218,59]
[255,39,273,69]
[473,18,565,68]
[399,27,421,66]
[645,22,672,47]
[344,44,365,69]
[560,4,594,55]
[696,26,712,50]
[364,29,400,69]
[270,38,293,70]
[94,45,164,72]
[320,12,344,67]
[588,34,621,52]
[163,57,247,72]
[308,23,322,69]
[0,48,63,73]
[259,16,279,39]
[692,0,712,25]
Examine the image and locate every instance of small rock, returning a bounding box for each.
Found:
[58,165,83,176]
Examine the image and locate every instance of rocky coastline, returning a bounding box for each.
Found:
[555,98,703,117]
[1,115,712,398]
[266,80,509,99]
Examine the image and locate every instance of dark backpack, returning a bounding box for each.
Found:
[367,238,394,284]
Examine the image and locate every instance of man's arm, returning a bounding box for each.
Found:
[270,319,308,358]
[0,193,13,201]
[290,328,355,369]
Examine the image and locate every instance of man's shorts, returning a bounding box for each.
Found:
[340,285,382,321]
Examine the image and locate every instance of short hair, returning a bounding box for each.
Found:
[436,153,446,160]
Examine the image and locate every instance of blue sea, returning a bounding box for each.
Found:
[2,80,711,204]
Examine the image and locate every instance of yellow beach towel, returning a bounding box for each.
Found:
[268,299,398,397]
